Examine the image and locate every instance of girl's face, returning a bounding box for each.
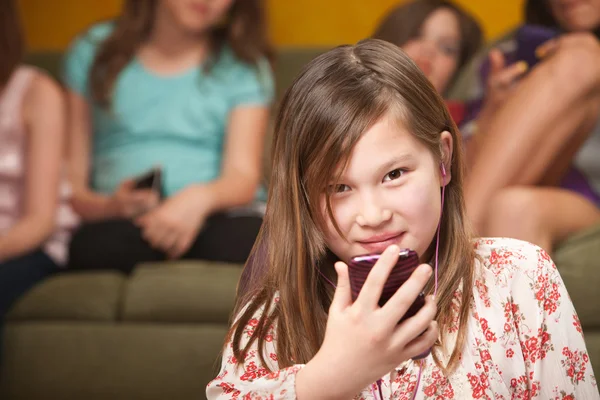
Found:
[321,113,452,263]
[549,0,600,32]
[401,7,461,93]
[157,0,234,34]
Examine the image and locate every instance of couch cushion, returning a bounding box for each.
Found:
[1,323,226,400]
[6,271,126,322]
[554,223,600,328]
[121,261,243,324]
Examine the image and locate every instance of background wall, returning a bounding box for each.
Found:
[18,0,524,51]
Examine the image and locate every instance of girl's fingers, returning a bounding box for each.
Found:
[356,245,400,308]
[331,261,352,311]
[382,264,432,323]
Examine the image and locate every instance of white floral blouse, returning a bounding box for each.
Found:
[207,238,599,399]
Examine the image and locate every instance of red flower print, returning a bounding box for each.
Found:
[535,288,545,301]
[506,348,514,358]
[550,391,575,400]
[539,248,551,263]
[525,337,540,362]
[467,372,490,399]
[544,298,558,314]
[269,353,278,362]
[419,365,454,398]
[424,384,436,396]
[573,314,583,334]
[480,350,491,363]
[443,386,455,398]
[561,347,589,385]
[239,361,270,382]
[219,382,241,397]
[266,370,282,380]
[479,317,497,343]
[530,266,561,315]
[510,374,540,399]
[551,283,560,300]
[475,279,491,308]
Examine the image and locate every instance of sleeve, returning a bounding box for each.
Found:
[228,57,275,108]
[62,22,113,97]
[206,302,305,399]
[509,243,599,398]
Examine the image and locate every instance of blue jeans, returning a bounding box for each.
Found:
[0,250,57,317]
[0,250,58,371]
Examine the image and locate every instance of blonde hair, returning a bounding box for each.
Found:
[232,39,475,373]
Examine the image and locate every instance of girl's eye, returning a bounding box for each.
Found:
[383,169,406,182]
[328,184,351,193]
[440,43,460,57]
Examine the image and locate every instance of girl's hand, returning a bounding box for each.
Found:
[135,186,209,259]
[296,245,438,400]
[474,49,529,138]
[109,179,160,219]
[482,49,528,112]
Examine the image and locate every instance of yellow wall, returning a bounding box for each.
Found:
[19,0,524,51]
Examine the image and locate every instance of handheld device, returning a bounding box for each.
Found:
[133,166,163,198]
[347,249,426,323]
[515,24,559,69]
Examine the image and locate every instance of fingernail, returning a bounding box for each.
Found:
[535,46,546,59]
[421,264,433,277]
[516,61,528,73]
[387,244,399,254]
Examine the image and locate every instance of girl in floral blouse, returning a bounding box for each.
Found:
[207,39,598,399]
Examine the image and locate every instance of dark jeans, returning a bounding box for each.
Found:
[0,250,58,318]
[0,250,58,372]
[68,213,263,274]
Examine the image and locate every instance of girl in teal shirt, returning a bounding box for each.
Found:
[64,0,274,272]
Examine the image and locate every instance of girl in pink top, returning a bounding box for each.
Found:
[0,0,76,325]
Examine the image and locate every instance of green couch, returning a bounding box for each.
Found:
[1,48,599,400]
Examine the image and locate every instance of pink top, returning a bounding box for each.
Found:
[0,66,79,265]
[207,238,599,399]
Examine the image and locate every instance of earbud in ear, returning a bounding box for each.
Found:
[440,163,447,177]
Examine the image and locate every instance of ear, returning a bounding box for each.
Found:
[440,130,453,186]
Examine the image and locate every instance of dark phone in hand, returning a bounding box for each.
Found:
[515,24,560,69]
[133,167,163,198]
[347,249,425,323]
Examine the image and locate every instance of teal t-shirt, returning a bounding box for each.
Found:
[63,22,274,199]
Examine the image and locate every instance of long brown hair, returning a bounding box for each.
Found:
[525,0,555,27]
[0,0,25,87]
[89,0,274,107]
[231,39,475,374]
[525,0,600,37]
[373,0,483,88]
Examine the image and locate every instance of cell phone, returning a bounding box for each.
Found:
[133,167,163,197]
[347,249,426,323]
[515,24,559,69]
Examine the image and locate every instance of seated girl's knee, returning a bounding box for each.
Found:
[488,187,544,228]
[545,34,600,94]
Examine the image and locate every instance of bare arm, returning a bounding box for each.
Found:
[135,104,270,258]
[65,91,120,221]
[188,104,270,212]
[0,74,65,261]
